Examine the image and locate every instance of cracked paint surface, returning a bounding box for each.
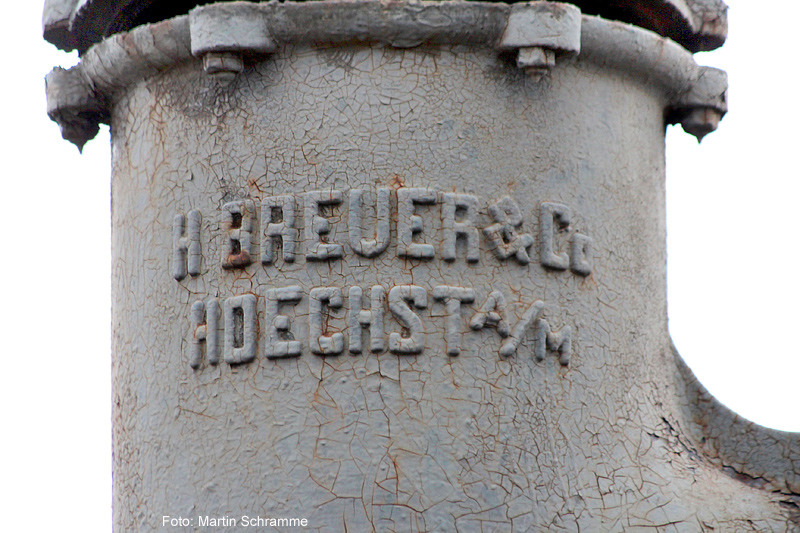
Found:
[110,41,798,531]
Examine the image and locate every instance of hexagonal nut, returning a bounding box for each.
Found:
[517,47,556,80]
[680,107,723,143]
[203,52,244,84]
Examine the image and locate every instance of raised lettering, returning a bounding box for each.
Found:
[348,285,386,354]
[221,200,255,269]
[261,195,298,264]
[483,197,534,264]
[304,190,343,261]
[397,188,437,259]
[535,318,572,365]
[177,188,591,367]
[265,286,302,358]
[442,193,480,263]
[469,290,510,338]
[570,233,593,276]
[433,286,475,356]
[499,299,545,358]
[540,202,570,270]
[309,287,344,355]
[173,210,202,280]
[349,189,391,258]
[189,299,219,369]
[388,285,427,354]
[223,294,257,364]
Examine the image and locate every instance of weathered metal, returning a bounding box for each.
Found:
[43,0,727,53]
[43,1,800,531]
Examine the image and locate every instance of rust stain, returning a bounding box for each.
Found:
[388,174,405,190]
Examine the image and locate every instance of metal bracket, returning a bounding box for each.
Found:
[190,4,276,84]
[671,66,728,142]
[498,2,582,81]
[45,66,108,152]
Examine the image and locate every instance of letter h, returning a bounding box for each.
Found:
[173,210,202,281]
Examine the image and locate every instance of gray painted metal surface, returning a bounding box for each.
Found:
[42,0,727,53]
[43,1,800,530]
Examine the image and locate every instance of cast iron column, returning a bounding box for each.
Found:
[44,0,800,530]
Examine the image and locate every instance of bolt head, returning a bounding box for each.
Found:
[681,107,723,142]
[517,47,556,81]
[203,52,244,84]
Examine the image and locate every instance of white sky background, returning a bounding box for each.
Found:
[1,0,798,529]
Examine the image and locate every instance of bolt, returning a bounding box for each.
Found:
[203,52,244,85]
[517,47,556,81]
[681,107,723,143]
